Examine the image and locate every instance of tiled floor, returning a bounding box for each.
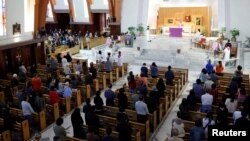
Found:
[37,35,248,141]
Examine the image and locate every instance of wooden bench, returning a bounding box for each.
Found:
[0,130,11,141]
[46,103,60,122]
[102,105,157,131]
[97,114,150,141]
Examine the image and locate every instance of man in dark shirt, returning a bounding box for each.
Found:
[89,62,97,79]
[104,84,115,106]
[102,127,115,141]
[140,63,148,77]
[83,98,92,114]
[235,111,250,130]
[165,66,175,85]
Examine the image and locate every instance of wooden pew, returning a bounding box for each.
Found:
[60,97,71,114]
[82,125,141,141]
[46,103,60,122]
[13,120,30,141]
[97,114,150,141]
[0,92,5,105]
[102,105,157,131]
[0,130,11,141]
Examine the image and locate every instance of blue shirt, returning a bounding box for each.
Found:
[193,84,205,99]
[150,66,158,77]
[105,60,112,72]
[104,89,115,100]
[190,127,205,141]
[63,86,72,98]
[206,63,213,74]
[141,66,148,76]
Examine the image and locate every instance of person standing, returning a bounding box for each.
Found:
[117,51,123,67]
[135,95,149,123]
[21,96,37,125]
[104,84,115,106]
[71,108,86,139]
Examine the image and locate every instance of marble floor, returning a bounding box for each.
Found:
[36,35,249,141]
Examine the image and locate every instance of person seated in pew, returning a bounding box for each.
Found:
[215,61,224,76]
[63,64,71,76]
[89,62,97,79]
[199,68,209,84]
[140,63,148,77]
[150,62,159,78]
[102,127,115,141]
[193,79,205,102]
[201,90,213,113]
[234,65,243,87]
[63,82,72,98]
[167,128,183,141]
[94,91,104,114]
[225,94,238,115]
[189,118,205,141]
[209,70,219,85]
[203,76,214,92]
[177,98,190,120]
[165,66,175,86]
[156,78,166,97]
[135,95,149,123]
[202,112,215,139]
[205,60,213,74]
[105,57,112,73]
[71,75,78,91]
[71,108,86,139]
[136,77,147,96]
[104,84,115,106]
[117,88,128,109]
[172,114,185,138]
[32,73,42,93]
[82,61,89,75]
[216,103,229,126]
[85,106,100,135]
[187,89,196,110]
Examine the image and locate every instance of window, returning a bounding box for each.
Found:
[0,0,6,36]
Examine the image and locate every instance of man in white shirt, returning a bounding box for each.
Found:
[117,51,123,67]
[135,96,149,123]
[201,92,213,113]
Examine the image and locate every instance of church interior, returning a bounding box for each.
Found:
[0,0,250,141]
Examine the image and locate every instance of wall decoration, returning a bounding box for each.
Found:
[167,18,174,24]
[195,16,202,25]
[185,15,191,22]
[13,23,21,35]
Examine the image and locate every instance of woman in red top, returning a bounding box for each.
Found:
[49,86,59,105]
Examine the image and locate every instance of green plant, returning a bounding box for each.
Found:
[230,28,240,38]
[136,24,144,35]
[128,26,136,37]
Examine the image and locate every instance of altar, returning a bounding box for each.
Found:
[169,27,183,37]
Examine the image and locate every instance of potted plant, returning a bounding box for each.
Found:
[128,26,136,37]
[136,24,144,36]
[230,28,240,42]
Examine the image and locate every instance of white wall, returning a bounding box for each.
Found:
[91,0,109,12]
[54,0,69,11]
[121,0,149,33]
[228,0,250,41]
[72,0,90,23]
[0,0,34,44]
[147,0,210,29]
[209,0,218,30]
